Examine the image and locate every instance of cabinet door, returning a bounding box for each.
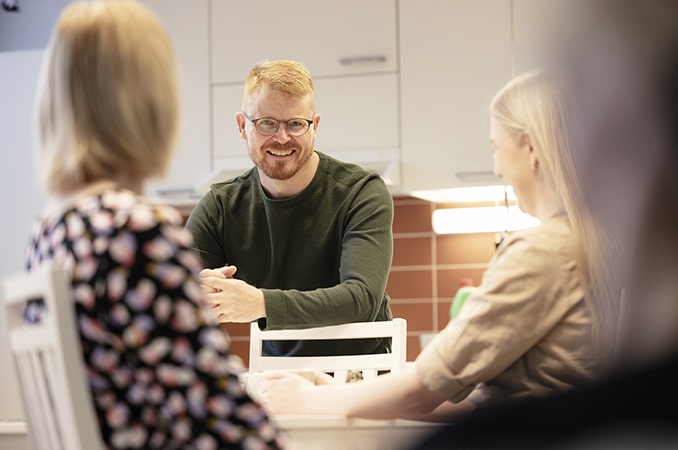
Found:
[314,73,400,178]
[210,0,397,84]
[211,83,251,164]
[399,0,512,192]
[140,0,211,195]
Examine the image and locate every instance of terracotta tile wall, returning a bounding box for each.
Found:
[389,196,496,361]
[184,195,498,366]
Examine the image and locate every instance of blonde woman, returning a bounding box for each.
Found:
[257,71,609,421]
[25,1,286,448]
[413,2,678,446]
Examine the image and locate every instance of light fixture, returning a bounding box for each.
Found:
[411,185,517,204]
[432,205,540,234]
[429,185,540,234]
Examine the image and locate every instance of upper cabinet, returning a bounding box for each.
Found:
[211,0,397,83]
[210,0,401,183]
[398,0,513,193]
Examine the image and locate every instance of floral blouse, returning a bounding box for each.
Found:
[25,188,287,450]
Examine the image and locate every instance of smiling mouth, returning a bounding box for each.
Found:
[266,149,295,157]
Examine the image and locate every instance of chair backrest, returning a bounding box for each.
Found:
[1,266,103,450]
[248,318,407,382]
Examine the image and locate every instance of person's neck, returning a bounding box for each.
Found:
[44,179,119,220]
[524,183,564,222]
[534,202,564,222]
[59,179,118,199]
[259,152,320,199]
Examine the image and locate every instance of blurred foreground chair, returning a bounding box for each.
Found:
[249,318,407,382]
[1,266,103,450]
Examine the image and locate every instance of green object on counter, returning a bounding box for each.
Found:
[450,286,477,319]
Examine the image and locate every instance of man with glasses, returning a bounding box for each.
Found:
[186,60,394,358]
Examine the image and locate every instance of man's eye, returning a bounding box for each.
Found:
[259,119,277,127]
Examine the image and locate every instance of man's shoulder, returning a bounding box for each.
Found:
[209,168,258,194]
[317,151,385,187]
[188,169,259,221]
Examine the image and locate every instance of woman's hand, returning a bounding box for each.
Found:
[313,371,336,385]
[257,371,318,415]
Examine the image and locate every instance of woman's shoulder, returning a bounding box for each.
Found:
[503,215,571,247]
[496,216,574,266]
[72,188,192,247]
[102,189,184,223]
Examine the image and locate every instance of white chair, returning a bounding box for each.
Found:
[248,318,407,382]
[1,266,103,450]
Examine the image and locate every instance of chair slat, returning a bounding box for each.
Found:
[16,353,50,450]
[29,349,62,449]
[248,318,408,381]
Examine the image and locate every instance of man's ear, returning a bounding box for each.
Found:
[235,112,247,139]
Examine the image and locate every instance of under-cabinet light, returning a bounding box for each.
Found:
[432,205,540,234]
[411,185,517,204]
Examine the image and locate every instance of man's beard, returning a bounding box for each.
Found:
[252,143,312,180]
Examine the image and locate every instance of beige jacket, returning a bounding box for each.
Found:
[416,215,594,406]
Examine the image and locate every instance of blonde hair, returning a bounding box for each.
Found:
[491,71,622,367]
[241,59,315,111]
[34,0,179,193]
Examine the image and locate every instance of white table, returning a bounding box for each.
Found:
[1,416,442,450]
[273,415,443,450]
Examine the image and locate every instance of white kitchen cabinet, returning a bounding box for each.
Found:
[139,0,211,196]
[398,0,513,192]
[210,0,397,83]
[209,0,400,183]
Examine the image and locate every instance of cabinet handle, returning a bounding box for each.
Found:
[338,55,387,65]
[156,187,194,195]
[455,171,497,181]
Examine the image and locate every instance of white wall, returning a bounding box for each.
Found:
[0,49,46,419]
[0,1,69,51]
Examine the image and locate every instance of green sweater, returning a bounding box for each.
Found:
[186,152,394,356]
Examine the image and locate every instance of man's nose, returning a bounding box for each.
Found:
[272,124,291,142]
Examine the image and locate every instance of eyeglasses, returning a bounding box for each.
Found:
[243,112,314,137]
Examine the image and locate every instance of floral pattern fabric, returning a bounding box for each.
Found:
[25,188,287,450]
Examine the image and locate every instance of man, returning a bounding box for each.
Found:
[186,60,394,357]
